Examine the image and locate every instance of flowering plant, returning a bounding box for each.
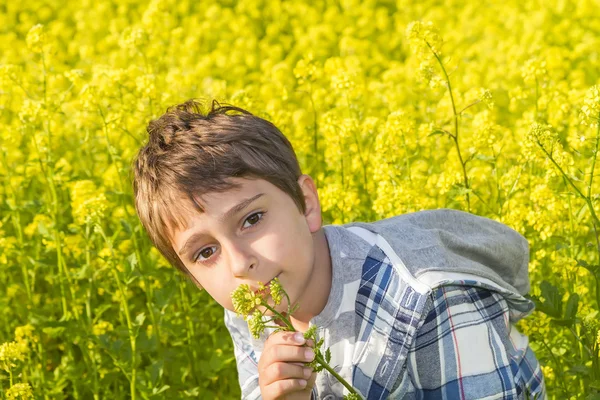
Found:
[231,278,361,400]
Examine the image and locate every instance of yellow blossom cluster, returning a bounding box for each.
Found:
[69,180,109,225]
[5,383,33,400]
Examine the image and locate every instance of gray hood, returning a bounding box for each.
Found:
[346,208,531,296]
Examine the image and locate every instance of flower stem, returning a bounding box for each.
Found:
[314,353,360,396]
[425,41,471,211]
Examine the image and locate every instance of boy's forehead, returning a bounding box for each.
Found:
[166,177,275,232]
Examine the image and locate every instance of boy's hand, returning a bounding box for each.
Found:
[258,331,317,400]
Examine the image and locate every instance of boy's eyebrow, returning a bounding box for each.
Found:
[178,193,265,256]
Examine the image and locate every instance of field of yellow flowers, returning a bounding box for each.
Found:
[1,0,599,398]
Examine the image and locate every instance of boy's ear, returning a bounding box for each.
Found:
[297,174,322,233]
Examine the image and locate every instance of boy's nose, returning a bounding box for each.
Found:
[227,243,258,278]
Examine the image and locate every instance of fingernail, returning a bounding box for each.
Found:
[298,379,307,387]
[303,368,312,379]
[305,349,315,361]
[294,332,305,344]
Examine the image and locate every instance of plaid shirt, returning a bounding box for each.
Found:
[224,224,546,399]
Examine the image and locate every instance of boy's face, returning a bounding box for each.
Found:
[170,176,323,315]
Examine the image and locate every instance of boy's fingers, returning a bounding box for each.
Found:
[306,370,317,388]
[264,378,309,398]
[266,331,307,347]
[261,362,313,386]
[264,332,315,352]
[261,343,316,366]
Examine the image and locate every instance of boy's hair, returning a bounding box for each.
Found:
[132,99,306,279]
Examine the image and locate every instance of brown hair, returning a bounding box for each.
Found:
[132,100,306,283]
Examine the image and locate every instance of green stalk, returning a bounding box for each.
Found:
[345,93,369,192]
[310,83,319,188]
[536,139,600,309]
[29,129,69,318]
[97,105,163,347]
[177,280,199,385]
[84,223,101,398]
[99,228,136,400]
[0,150,32,302]
[538,337,569,396]
[110,265,136,400]
[38,49,74,322]
[565,194,579,300]
[85,223,93,323]
[538,144,600,226]
[588,114,600,262]
[426,41,471,211]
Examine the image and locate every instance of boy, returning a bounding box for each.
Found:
[132,100,546,399]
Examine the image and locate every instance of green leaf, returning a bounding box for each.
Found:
[154,280,177,309]
[589,380,600,390]
[576,259,600,275]
[577,259,590,267]
[42,326,66,338]
[135,312,146,327]
[92,304,113,323]
[120,219,132,235]
[564,293,579,321]
[428,129,446,137]
[472,153,495,163]
[127,253,138,270]
[149,360,164,386]
[151,385,170,395]
[536,280,563,319]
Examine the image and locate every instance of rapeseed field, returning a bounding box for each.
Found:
[1,0,599,398]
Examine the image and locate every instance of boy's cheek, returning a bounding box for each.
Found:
[204,284,236,311]
[196,269,242,311]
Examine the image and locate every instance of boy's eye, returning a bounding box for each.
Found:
[242,211,265,229]
[193,212,265,264]
[196,246,217,262]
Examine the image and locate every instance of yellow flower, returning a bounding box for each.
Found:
[0,341,26,372]
[25,24,45,54]
[269,277,284,306]
[580,85,600,127]
[521,57,548,86]
[406,21,443,58]
[64,69,85,86]
[118,240,133,255]
[231,284,258,317]
[247,310,266,339]
[6,383,33,400]
[69,180,109,225]
[118,27,147,50]
[63,235,85,259]
[136,74,157,98]
[293,53,317,85]
[14,325,37,347]
[92,321,114,336]
[18,99,44,124]
[540,365,554,382]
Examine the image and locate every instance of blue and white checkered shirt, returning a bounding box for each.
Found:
[225,210,546,399]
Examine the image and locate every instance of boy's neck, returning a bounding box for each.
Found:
[288,227,332,332]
